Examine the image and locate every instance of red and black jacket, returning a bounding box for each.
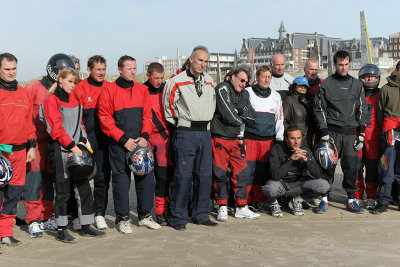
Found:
[98,77,152,145]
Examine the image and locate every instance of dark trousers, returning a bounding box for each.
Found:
[377,140,400,204]
[326,131,358,199]
[169,130,212,226]
[109,142,155,223]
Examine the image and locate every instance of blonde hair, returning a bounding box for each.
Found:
[48,68,80,95]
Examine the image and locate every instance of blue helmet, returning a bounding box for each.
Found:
[0,153,13,186]
[314,140,338,169]
[126,146,154,176]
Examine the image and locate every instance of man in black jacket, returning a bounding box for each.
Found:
[262,125,330,217]
[314,50,367,213]
[211,68,258,221]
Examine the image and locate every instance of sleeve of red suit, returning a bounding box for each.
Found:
[140,88,152,141]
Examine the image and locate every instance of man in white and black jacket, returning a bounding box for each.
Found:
[262,125,330,218]
[313,50,368,213]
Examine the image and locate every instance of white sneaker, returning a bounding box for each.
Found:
[94,216,108,230]
[217,206,228,221]
[40,217,58,233]
[366,198,377,210]
[138,215,161,230]
[118,220,133,234]
[234,205,260,219]
[269,201,283,218]
[72,218,81,231]
[28,221,43,238]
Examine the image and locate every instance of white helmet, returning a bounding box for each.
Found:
[0,153,13,186]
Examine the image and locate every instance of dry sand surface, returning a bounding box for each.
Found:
[2,164,400,267]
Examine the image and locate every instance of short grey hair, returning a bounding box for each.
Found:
[305,58,319,68]
[191,45,209,57]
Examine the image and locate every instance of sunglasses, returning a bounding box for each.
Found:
[235,75,248,84]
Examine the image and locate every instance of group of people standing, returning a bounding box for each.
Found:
[0,45,399,249]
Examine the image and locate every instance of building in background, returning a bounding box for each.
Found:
[145,56,187,74]
[389,32,400,61]
[206,53,235,76]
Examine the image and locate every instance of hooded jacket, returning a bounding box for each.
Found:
[377,75,400,131]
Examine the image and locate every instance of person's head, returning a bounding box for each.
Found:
[69,55,80,72]
[358,64,380,90]
[189,46,209,77]
[225,68,250,93]
[0,53,18,83]
[118,55,137,82]
[48,68,79,95]
[87,55,106,83]
[238,64,252,80]
[284,125,303,150]
[181,58,190,71]
[271,54,286,76]
[256,65,272,89]
[394,61,400,83]
[146,62,165,89]
[289,76,309,95]
[304,58,319,81]
[333,50,351,76]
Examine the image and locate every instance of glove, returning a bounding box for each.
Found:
[321,135,330,142]
[353,134,364,151]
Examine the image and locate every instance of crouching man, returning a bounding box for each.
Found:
[262,125,330,217]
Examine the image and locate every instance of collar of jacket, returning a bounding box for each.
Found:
[54,86,69,102]
[272,72,284,78]
[387,75,400,88]
[251,84,271,98]
[0,78,18,91]
[307,75,321,88]
[40,75,54,90]
[332,72,351,81]
[116,76,133,88]
[88,75,104,87]
[144,80,165,95]
[186,69,204,81]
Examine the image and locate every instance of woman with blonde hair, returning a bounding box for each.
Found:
[40,68,104,242]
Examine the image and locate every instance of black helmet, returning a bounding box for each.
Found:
[67,144,96,180]
[358,64,380,90]
[46,53,75,82]
[0,153,13,186]
[126,146,154,176]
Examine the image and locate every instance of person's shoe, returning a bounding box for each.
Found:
[72,218,81,231]
[1,236,22,247]
[194,220,218,227]
[15,216,27,226]
[234,205,261,219]
[217,206,228,221]
[28,221,43,238]
[301,201,311,210]
[355,198,365,208]
[94,216,108,230]
[156,214,167,226]
[79,225,105,237]
[346,200,364,213]
[138,215,161,230]
[172,224,186,231]
[313,196,322,206]
[315,200,329,214]
[249,201,269,213]
[118,219,133,234]
[56,229,76,243]
[366,198,377,210]
[269,201,283,218]
[40,217,58,233]
[290,199,304,216]
[371,203,388,215]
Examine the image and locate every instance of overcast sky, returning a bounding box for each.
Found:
[2,0,399,81]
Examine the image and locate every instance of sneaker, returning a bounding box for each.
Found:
[217,206,228,221]
[315,200,329,214]
[28,221,43,238]
[249,201,269,213]
[313,197,322,206]
[72,218,81,231]
[118,219,133,234]
[346,200,364,213]
[2,236,22,247]
[40,218,58,233]
[235,205,260,219]
[289,199,304,216]
[371,203,388,215]
[56,229,76,243]
[355,198,365,208]
[94,216,108,230]
[269,201,283,218]
[138,215,161,230]
[156,214,167,226]
[366,198,377,210]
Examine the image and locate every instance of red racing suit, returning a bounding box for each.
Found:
[0,82,36,238]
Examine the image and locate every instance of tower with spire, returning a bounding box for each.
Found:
[278,21,286,40]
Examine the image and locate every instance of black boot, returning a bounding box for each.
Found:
[371,203,388,215]
[56,228,76,243]
[79,225,105,237]
[1,236,22,247]
[156,214,167,226]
